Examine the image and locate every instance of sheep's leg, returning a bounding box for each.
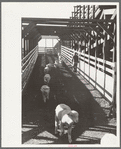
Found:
[68,126,73,143]
[59,121,64,136]
[55,115,59,134]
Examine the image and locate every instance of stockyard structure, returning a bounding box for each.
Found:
[22,4,118,146]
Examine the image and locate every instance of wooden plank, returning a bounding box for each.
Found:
[111,9,117,20]
[22,17,115,24]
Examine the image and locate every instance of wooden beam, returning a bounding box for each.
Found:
[36,25,90,31]
[22,17,115,24]
[111,9,117,20]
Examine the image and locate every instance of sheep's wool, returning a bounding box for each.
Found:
[62,114,73,125]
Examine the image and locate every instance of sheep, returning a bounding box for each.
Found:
[100,133,118,147]
[44,66,50,75]
[44,74,51,85]
[55,104,79,143]
[40,85,50,103]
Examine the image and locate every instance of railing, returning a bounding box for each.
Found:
[38,47,58,55]
[61,45,115,102]
[22,45,38,91]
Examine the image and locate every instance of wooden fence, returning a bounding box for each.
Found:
[61,45,115,102]
[22,45,38,91]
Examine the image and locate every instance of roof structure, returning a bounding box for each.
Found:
[22,5,116,42]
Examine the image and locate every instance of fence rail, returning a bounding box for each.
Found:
[38,47,58,54]
[22,46,38,91]
[61,45,115,102]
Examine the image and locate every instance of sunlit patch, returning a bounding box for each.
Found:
[81,129,105,139]
[23,124,38,128]
[24,138,54,144]
[22,127,33,132]
[76,135,100,142]
[22,124,38,133]
[85,84,94,90]
[76,137,89,142]
[95,125,116,130]
[23,131,58,144]
[37,131,58,140]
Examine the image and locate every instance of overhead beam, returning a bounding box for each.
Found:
[36,25,91,30]
[22,17,115,23]
[22,22,97,27]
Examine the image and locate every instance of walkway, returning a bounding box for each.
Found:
[22,54,116,144]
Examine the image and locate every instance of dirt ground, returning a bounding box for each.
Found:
[22,54,116,145]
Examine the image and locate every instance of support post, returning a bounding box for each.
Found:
[102,14,107,96]
[88,33,91,82]
[95,33,98,87]
[112,22,116,104]
[23,38,25,57]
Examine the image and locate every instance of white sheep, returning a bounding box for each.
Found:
[44,66,50,74]
[44,74,51,85]
[100,133,118,147]
[40,85,50,103]
[55,104,79,143]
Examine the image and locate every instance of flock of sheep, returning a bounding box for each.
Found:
[39,53,117,145]
[39,54,79,143]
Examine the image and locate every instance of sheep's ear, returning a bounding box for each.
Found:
[68,112,74,120]
[68,111,79,123]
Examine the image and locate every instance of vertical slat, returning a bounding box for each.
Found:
[88,32,91,82]
[24,38,25,57]
[102,14,106,95]
[45,39,47,53]
[84,39,86,78]
[95,32,98,87]
[28,40,29,53]
[112,22,116,103]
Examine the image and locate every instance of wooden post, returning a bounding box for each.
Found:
[95,32,98,87]
[88,33,91,82]
[24,38,26,57]
[52,38,54,54]
[27,40,29,54]
[45,39,47,54]
[112,22,116,104]
[84,38,86,78]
